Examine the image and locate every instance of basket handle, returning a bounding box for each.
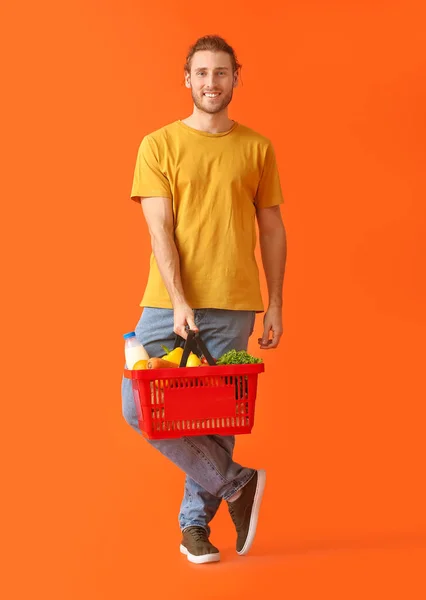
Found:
[173,329,216,367]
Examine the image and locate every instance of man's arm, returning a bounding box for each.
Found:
[257,205,287,307]
[256,205,287,349]
[141,197,198,337]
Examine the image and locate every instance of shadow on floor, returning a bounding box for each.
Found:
[217,531,426,564]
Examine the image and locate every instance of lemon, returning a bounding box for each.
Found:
[133,360,148,370]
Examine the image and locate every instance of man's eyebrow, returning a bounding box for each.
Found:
[195,66,230,71]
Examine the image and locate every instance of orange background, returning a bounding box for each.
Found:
[2,1,426,598]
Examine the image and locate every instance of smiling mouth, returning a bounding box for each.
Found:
[204,92,221,98]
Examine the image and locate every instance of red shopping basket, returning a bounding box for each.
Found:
[123,330,265,440]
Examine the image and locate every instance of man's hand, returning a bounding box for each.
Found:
[258,306,283,349]
[173,303,199,339]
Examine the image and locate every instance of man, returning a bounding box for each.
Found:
[122,34,287,564]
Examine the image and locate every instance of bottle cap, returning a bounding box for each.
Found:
[123,331,136,339]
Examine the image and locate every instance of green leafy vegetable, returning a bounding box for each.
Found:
[216,349,263,365]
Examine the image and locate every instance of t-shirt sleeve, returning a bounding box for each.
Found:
[254,142,284,209]
[130,135,172,201]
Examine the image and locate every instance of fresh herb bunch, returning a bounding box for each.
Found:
[216,350,263,365]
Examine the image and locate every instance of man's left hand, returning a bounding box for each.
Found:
[258,306,283,349]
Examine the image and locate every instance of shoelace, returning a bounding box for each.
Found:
[186,526,209,542]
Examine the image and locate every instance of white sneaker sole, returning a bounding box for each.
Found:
[180,544,220,564]
[237,469,267,556]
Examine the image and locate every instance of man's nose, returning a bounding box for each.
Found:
[205,73,217,88]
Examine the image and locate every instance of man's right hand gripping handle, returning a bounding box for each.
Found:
[173,302,199,340]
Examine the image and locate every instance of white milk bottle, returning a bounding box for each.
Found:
[123,331,149,368]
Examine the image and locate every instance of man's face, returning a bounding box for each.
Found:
[185,51,238,115]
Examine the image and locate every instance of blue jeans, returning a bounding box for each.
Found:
[121,307,257,535]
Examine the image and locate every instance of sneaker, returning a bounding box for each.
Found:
[227,469,266,555]
[180,526,220,564]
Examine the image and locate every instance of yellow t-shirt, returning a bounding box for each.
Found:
[130,120,284,312]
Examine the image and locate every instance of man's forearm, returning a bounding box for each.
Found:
[150,229,187,307]
[259,225,287,308]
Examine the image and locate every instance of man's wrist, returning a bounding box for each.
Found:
[171,296,190,309]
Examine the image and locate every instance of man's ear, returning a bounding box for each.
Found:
[233,72,239,88]
[185,73,191,88]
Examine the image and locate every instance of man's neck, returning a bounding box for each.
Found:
[182,109,235,134]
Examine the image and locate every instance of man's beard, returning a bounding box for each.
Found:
[192,88,234,114]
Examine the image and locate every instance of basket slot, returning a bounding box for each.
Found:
[131,386,142,420]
